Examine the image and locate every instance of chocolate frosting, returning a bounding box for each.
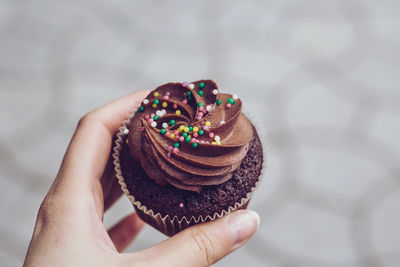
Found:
[128,80,253,193]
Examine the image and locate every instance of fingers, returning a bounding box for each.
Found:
[103,175,124,211]
[101,148,123,211]
[53,90,150,193]
[135,210,260,267]
[108,212,144,252]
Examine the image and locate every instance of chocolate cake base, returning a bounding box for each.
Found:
[120,127,263,224]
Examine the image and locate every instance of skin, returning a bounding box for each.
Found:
[23,90,260,267]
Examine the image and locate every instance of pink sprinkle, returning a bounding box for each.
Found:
[166,91,171,96]
[179,136,185,142]
[182,82,188,87]
[182,99,187,104]
[193,132,198,137]
[144,114,150,120]
[200,140,205,144]
[168,146,173,150]
[163,95,169,100]
[173,147,180,154]
[226,103,232,109]
[199,106,204,112]
[209,132,215,138]
[147,119,153,124]
[197,116,203,121]
[165,131,171,137]
[140,127,145,131]
[167,152,171,158]
[173,104,178,109]
[174,130,179,136]
[191,138,196,143]
[179,203,184,208]
[203,125,209,131]
[198,112,204,117]
[205,141,210,144]
[184,92,187,97]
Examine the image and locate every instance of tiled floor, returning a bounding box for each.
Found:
[1,1,400,266]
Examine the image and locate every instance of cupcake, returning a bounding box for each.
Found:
[113,80,263,236]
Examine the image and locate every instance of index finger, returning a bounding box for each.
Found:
[55,90,150,192]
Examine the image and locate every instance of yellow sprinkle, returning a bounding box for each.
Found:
[125,138,129,144]
[178,125,185,132]
[152,103,157,108]
[170,133,175,139]
[216,141,221,145]
[162,101,168,108]
[184,127,189,132]
[211,141,217,145]
[175,110,181,115]
[205,121,211,127]
[193,126,199,132]
[154,92,159,97]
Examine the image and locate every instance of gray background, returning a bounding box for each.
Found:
[1,0,400,266]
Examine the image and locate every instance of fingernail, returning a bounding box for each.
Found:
[227,210,260,249]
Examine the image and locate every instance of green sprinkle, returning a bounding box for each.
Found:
[153,115,159,121]
[154,99,160,104]
[134,111,137,114]
[197,102,204,107]
[160,129,166,135]
[192,142,199,148]
[216,99,222,105]
[198,90,204,96]
[198,130,204,135]
[173,142,180,148]
[185,136,191,143]
[182,132,188,138]
[227,98,235,105]
[170,119,176,125]
[187,91,192,96]
[188,125,193,132]
[199,82,205,89]
[139,106,145,112]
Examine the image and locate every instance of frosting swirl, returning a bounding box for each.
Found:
[128,80,253,193]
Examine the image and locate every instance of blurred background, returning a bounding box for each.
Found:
[1,0,400,266]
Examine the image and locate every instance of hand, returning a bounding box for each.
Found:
[23,90,260,267]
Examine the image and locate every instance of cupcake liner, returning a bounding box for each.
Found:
[112,110,264,236]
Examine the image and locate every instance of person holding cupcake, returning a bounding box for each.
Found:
[24,81,263,267]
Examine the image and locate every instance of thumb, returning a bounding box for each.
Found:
[139,210,260,267]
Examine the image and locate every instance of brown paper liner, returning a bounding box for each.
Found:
[112,111,264,236]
